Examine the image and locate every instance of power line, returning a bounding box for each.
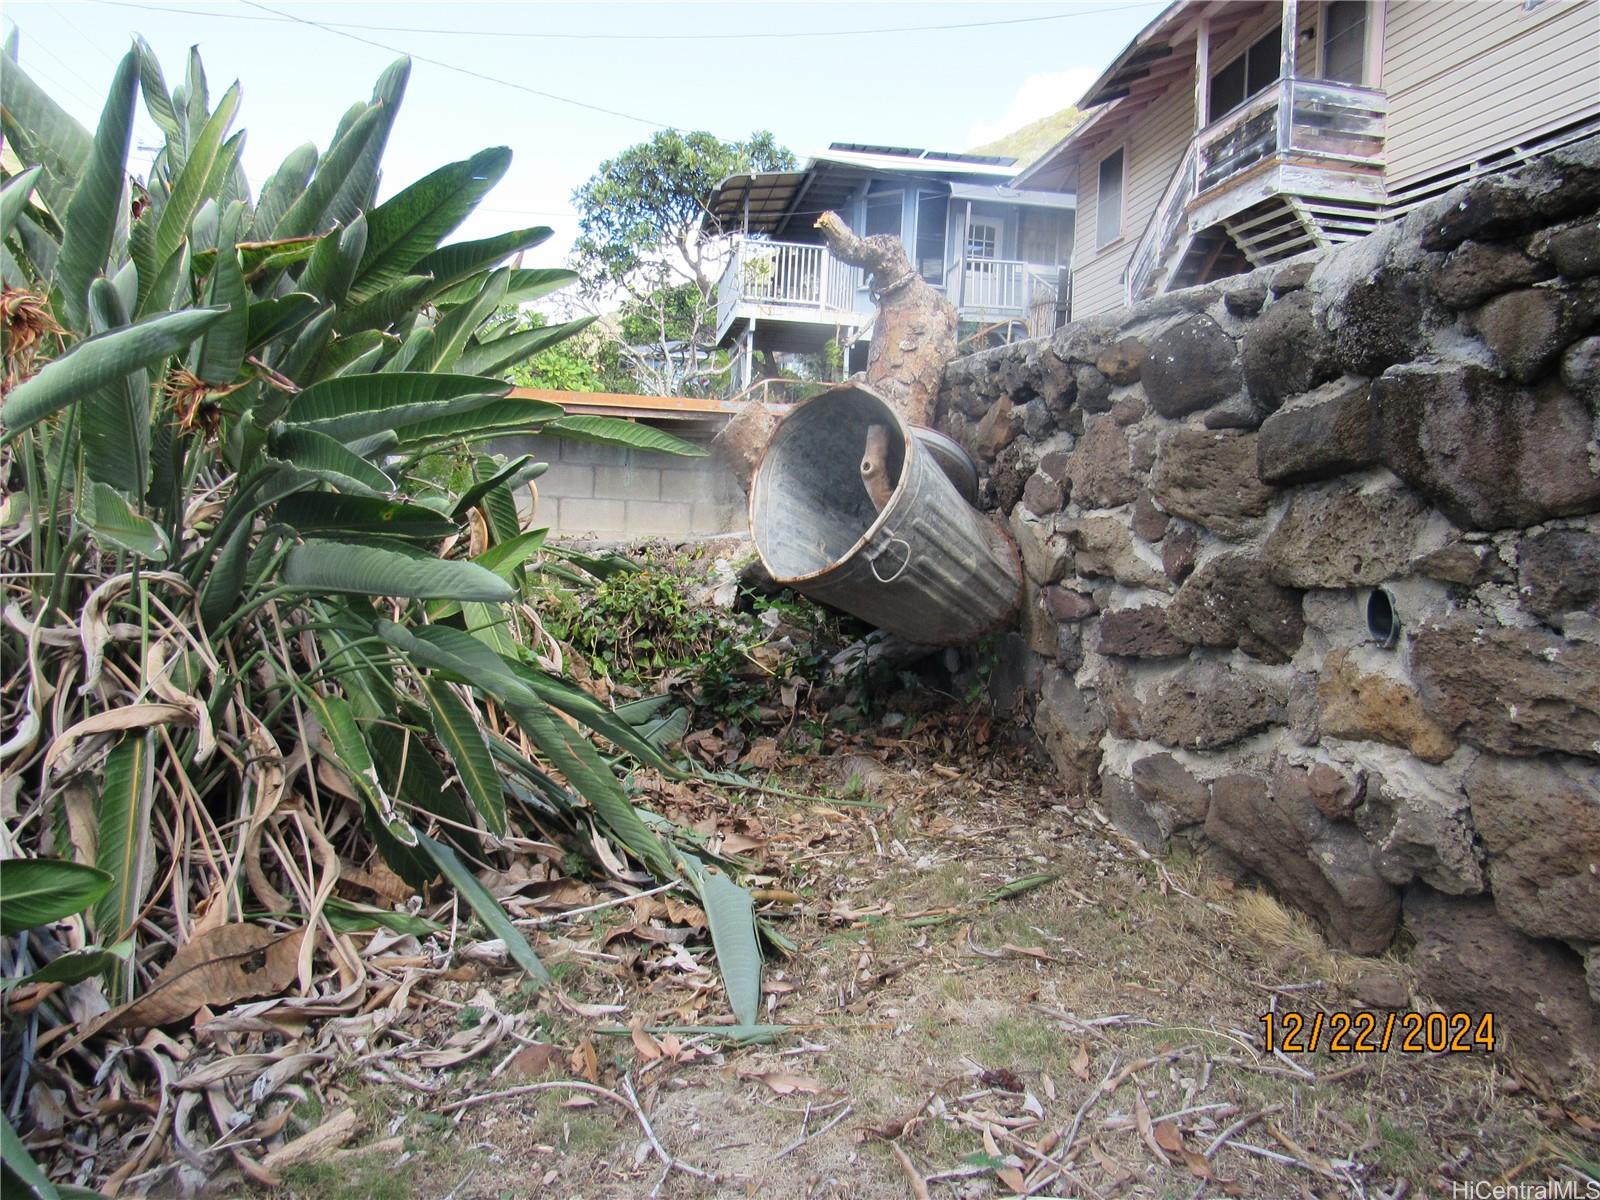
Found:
[234,0,679,131]
[91,1,1163,42]
[52,3,126,69]
[10,50,105,115]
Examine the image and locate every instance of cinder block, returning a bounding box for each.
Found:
[691,500,746,534]
[489,434,555,459]
[559,497,627,534]
[625,501,694,538]
[535,462,594,498]
[708,468,746,505]
[595,465,661,500]
[658,469,708,502]
[561,438,630,466]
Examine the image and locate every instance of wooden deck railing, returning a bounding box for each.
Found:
[1126,141,1199,305]
[716,237,862,327]
[1125,77,1388,303]
[1197,77,1387,195]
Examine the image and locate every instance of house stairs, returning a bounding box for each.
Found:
[1152,192,1385,293]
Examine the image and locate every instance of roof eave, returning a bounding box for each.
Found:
[1014,0,1202,190]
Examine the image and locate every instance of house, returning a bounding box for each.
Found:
[1014,0,1600,318]
[702,143,1077,387]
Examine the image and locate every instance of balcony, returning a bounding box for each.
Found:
[714,238,864,344]
[716,237,1067,348]
[948,259,1064,335]
[1195,76,1386,199]
[1126,76,1387,303]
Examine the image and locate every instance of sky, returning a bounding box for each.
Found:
[4,1,1161,281]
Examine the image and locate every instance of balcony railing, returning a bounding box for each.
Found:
[715,237,862,337]
[716,238,1067,341]
[1126,141,1198,305]
[1124,77,1387,304]
[1196,76,1386,195]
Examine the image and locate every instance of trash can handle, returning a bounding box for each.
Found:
[868,532,912,584]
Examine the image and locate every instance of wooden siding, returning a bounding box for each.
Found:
[1383,0,1600,191]
[1072,83,1196,317]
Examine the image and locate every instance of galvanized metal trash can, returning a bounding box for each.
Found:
[749,384,1021,645]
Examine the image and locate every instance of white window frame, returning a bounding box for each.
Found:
[1318,0,1373,87]
[1095,144,1127,250]
[965,220,999,260]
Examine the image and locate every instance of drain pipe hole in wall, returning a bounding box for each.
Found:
[1367,588,1400,650]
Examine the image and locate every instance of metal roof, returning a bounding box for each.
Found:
[947,182,1076,209]
[704,143,1028,237]
[825,142,1017,168]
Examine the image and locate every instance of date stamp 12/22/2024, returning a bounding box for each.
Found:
[1260,1010,1497,1055]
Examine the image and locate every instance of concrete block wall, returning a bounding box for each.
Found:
[938,136,1600,1086]
[493,429,746,540]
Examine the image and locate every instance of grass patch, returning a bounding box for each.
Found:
[282,1153,419,1200]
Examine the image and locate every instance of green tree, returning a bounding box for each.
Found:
[498,309,604,392]
[570,129,794,395]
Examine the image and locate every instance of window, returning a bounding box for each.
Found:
[1322,0,1367,85]
[965,221,998,260]
[865,191,901,239]
[916,192,949,283]
[1096,148,1125,248]
[1208,28,1282,119]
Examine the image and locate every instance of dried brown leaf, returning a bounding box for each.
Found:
[1153,1119,1184,1154]
[507,1044,564,1080]
[95,924,303,1032]
[1134,1089,1170,1166]
[1180,1148,1214,1180]
[630,1021,663,1062]
[43,703,195,774]
[572,1037,599,1083]
[740,738,780,769]
[1070,1042,1091,1081]
[740,1068,823,1095]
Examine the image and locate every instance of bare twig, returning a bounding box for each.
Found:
[887,1140,931,1200]
[621,1073,712,1182]
[773,1103,853,1160]
[438,1077,712,1182]
[1204,1103,1284,1158]
[513,880,682,926]
[1063,1054,1120,1155]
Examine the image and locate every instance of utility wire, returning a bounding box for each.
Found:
[92,0,1162,42]
[234,0,678,130]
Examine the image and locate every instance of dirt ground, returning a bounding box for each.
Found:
[268,728,1599,1200]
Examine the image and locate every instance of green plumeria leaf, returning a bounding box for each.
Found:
[349,146,511,303]
[418,675,506,837]
[0,940,135,991]
[92,736,155,952]
[0,165,43,243]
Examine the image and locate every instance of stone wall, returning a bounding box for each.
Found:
[495,430,745,540]
[936,136,1600,1085]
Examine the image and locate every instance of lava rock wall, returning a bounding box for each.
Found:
[937,135,1600,1084]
